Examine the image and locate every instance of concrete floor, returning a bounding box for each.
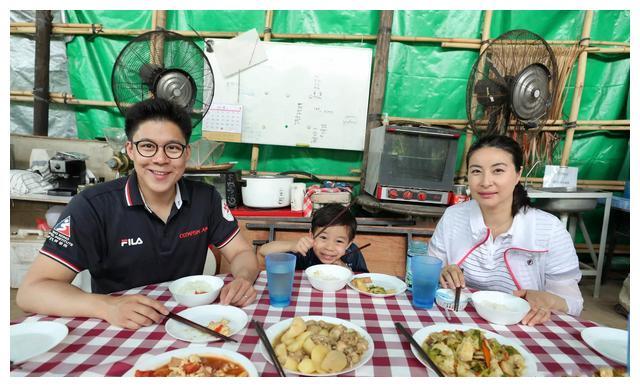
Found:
[9,274,628,329]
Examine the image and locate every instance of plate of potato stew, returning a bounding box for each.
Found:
[259,316,374,376]
[411,324,540,377]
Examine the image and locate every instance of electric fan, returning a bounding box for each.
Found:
[466,29,557,135]
[111,30,214,128]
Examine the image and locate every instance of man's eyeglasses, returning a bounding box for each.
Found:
[132,140,187,159]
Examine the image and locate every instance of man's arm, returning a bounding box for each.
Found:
[218,232,260,306]
[17,254,168,329]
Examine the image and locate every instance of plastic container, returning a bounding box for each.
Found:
[406,240,428,291]
[45,205,66,228]
[435,288,471,311]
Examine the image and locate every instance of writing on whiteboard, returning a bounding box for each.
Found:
[205,40,372,150]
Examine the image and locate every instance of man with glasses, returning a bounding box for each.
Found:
[17,98,259,330]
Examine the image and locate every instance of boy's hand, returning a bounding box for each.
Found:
[293,236,314,255]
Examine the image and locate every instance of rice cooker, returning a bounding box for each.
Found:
[241,175,294,208]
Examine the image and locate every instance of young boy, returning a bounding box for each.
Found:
[258,203,368,272]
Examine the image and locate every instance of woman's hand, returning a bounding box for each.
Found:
[513,289,568,326]
[439,264,465,289]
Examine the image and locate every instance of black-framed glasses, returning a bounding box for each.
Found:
[132,140,187,159]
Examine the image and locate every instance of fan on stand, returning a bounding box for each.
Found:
[111,30,214,128]
[466,29,557,136]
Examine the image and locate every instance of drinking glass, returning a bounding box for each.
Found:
[410,255,443,309]
[265,253,297,307]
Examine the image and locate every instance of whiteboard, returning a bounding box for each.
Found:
[204,40,372,151]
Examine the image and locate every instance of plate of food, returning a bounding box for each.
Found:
[259,315,374,376]
[164,304,248,343]
[581,326,628,365]
[348,273,407,297]
[411,323,539,377]
[125,347,257,377]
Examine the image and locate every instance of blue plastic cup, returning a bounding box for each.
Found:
[265,253,297,308]
[411,255,443,309]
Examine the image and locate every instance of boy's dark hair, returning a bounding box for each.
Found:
[311,204,357,241]
[124,98,193,143]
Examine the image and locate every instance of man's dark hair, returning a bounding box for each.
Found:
[124,98,193,143]
[311,203,357,241]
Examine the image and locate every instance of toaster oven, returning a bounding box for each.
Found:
[363,125,461,205]
[184,170,242,208]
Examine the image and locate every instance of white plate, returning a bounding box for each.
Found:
[165,304,248,343]
[347,273,407,297]
[410,323,539,377]
[124,347,258,376]
[581,326,628,364]
[10,321,68,363]
[259,315,374,376]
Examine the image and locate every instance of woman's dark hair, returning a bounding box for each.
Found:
[124,98,193,143]
[311,204,357,241]
[466,135,532,216]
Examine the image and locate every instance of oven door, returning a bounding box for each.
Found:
[379,126,459,191]
[183,172,241,208]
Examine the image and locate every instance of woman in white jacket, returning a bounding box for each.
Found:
[430,135,583,326]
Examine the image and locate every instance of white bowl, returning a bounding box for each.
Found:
[305,264,352,292]
[435,288,471,311]
[169,275,224,307]
[472,290,531,325]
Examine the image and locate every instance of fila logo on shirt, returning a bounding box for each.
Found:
[121,237,144,247]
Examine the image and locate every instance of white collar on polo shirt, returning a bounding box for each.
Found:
[138,183,183,213]
[468,199,542,251]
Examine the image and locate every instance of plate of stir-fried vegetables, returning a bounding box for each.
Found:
[411,324,539,377]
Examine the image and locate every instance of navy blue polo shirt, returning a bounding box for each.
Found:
[39,173,239,294]
[292,244,369,273]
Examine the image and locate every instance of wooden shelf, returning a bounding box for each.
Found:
[10,194,72,204]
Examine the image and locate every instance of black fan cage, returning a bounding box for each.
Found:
[111,30,214,128]
[466,29,557,135]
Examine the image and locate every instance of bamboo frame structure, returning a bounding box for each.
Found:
[9,11,629,191]
[457,11,493,180]
[10,22,631,49]
[560,11,594,166]
[248,10,275,174]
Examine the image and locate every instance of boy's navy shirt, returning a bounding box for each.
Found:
[291,244,369,273]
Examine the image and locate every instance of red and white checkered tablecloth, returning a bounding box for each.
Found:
[11,271,621,377]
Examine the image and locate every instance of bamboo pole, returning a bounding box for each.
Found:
[10,22,631,48]
[457,10,492,180]
[248,10,275,174]
[11,90,630,132]
[11,95,117,107]
[361,10,394,188]
[390,116,629,126]
[150,11,167,67]
[248,10,274,174]
[441,41,630,54]
[560,11,594,166]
